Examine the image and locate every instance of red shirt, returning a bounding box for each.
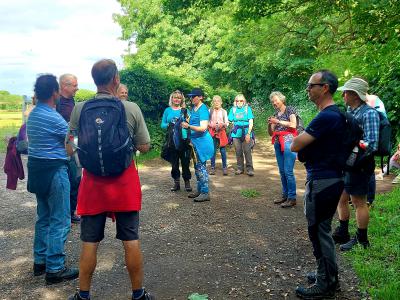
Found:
[77,162,142,216]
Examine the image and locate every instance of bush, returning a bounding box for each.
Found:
[75,89,96,102]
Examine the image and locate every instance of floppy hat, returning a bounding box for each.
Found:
[337,77,369,101]
[187,88,204,97]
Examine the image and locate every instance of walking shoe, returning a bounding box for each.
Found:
[33,263,46,276]
[193,193,210,202]
[274,196,287,204]
[170,180,180,192]
[184,180,192,192]
[392,174,400,184]
[188,191,201,198]
[209,167,215,175]
[340,235,370,252]
[235,169,243,175]
[295,284,335,299]
[332,226,350,244]
[71,215,81,224]
[281,199,296,208]
[45,267,79,285]
[68,292,89,300]
[223,168,228,176]
[247,170,254,177]
[136,290,155,300]
[306,272,341,291]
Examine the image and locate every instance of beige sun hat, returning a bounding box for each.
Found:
[337,77,369,101]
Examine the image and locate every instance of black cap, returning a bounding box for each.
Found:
[187,88,204,97]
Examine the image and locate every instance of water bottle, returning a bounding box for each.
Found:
[346,146,359,167]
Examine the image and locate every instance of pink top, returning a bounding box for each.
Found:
[209,108,229,129]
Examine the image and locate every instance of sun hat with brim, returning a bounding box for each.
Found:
[337,77,369,101]
[187,88,204,97]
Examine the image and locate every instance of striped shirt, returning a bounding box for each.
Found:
[350,103,380,156]
[27,102,68,160]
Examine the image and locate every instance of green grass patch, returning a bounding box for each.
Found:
[345,187,400,299]
[240,188,261,198]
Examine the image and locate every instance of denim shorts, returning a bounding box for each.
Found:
[81,211,139,242]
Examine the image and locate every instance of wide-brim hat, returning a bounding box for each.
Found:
[337,77,368,101]
[187,88,204,97]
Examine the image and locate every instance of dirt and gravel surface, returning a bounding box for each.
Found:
[0,138,395,300]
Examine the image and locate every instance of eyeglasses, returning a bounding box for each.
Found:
[306,83,327,89]
[236,100,244,103]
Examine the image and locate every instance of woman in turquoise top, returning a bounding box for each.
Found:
[161,90,192,192]
[228,94,255,176]
[181,88,214,202]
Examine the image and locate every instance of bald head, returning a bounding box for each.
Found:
[91,59,119,87]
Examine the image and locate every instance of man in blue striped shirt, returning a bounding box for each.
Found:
[334,77,380,251]
[27,74,79,284]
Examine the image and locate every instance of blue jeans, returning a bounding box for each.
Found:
[274,141,297,199]
[210,137,227,168]
[33,166,71,272]
[195,161,209,194]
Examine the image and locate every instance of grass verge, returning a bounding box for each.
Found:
[345,186,400,299]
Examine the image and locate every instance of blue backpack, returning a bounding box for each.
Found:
[77,97,134,176]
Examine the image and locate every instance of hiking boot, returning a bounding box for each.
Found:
[274,196,287,204]
[340,235,370,252]
[295,284,335,299]
[281,199,296,208]
[332,226,350,244]
[136,290,155,300]
[71,215,81,224]
[68,292,89,300]
[193,193,210,202]
[235,169,243,175]
[306,272,341,291]
[45,267,79,285]
[188,191,201,198]
[247,170,254,177]
[184,180,192,192]
[209,167,215,175]
[223,168,228,176]
[170,180,180,192]
[33,263,46,276]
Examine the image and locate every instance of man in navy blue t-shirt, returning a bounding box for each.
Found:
[291,70,345,299]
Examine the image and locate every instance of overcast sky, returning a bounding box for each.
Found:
[0,0,131,96]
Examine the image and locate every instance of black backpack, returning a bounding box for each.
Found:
[77,97,134,176]
[358,104,392,172]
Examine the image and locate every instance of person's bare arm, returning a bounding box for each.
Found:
[291,132,316,152]
[136,143,150,153]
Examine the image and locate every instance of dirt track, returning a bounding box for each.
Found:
[0,138,395,299]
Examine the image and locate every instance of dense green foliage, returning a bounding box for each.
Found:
[74,89,96,102]
[115,0,400,146]
[0,91,23,110]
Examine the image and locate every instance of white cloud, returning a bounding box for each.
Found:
[0,0,133,95]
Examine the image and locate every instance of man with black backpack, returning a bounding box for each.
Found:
[333,78,380,252]
[66,59,154,300]
[291,70,345,299]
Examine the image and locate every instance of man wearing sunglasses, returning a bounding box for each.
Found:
[291,70,345,299]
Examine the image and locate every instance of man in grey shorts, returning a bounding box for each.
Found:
[291,70,346,299]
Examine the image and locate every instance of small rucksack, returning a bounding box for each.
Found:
[77,97,134,176]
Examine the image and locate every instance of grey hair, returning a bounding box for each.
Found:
[59,73,77,85]
[211,95,222,108]
[269,91,286,104]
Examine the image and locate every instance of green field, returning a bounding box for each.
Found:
[0,110,22,152]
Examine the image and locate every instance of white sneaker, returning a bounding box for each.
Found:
[392,175,400,184]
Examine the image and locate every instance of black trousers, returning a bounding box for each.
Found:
[170,146,191,181]
[304,177,344,290]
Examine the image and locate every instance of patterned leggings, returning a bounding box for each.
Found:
[195,161,209,194]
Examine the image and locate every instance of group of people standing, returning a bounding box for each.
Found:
[161,90,256,202]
